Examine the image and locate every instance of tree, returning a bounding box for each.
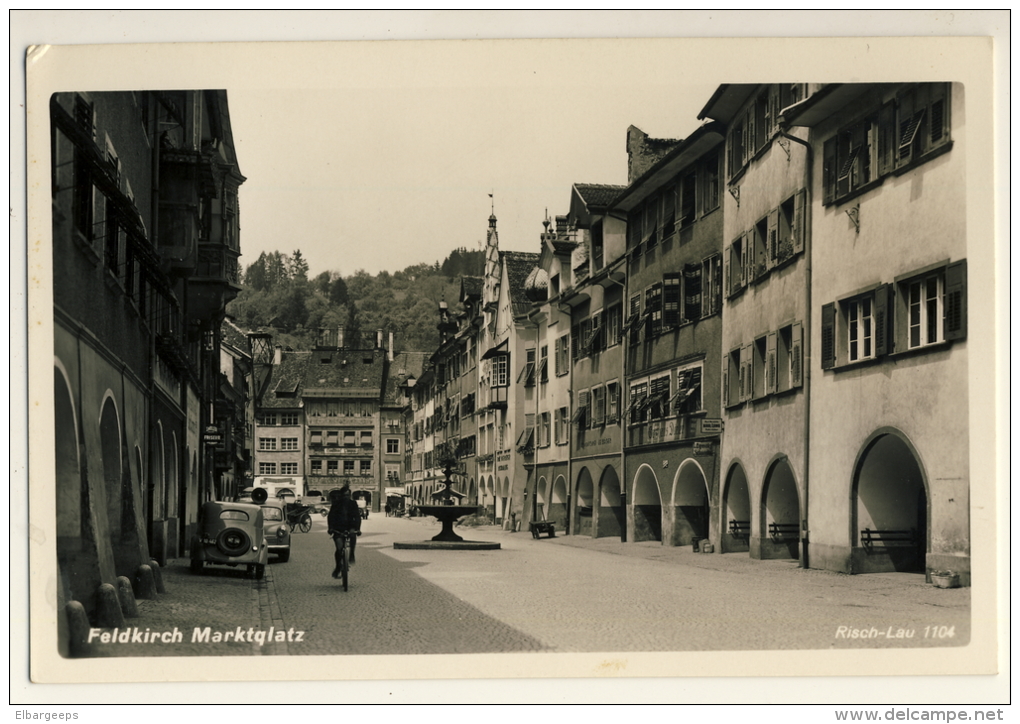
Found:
[289,249,309,283]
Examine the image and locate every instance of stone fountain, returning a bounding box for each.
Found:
[393,463,500,550]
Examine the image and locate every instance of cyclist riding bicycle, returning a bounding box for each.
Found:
[327,486,362,577]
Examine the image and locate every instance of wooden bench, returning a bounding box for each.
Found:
[529,520,556,539]
[861,528,916,550]
[729,520,751,538]
[768,522,800,542]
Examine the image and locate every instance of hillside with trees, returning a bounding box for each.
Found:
[227,247,484,353]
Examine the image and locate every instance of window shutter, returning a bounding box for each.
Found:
[823,137,837,205]
[723,242,732,297]
[767,209,779,268]
[944,259,967,341]
[683,263,702,323]
[766,331,778,395]
[820,303,835,370]
[577,390,590,428]
[571,323,579,361]
[740,232,750,288]
[663,273,682,328]
[792,189,806,256]
[929,83,949,148]
[722,358,730,408]
[791,322,804,388]
[713,254,723,313]
[877,101,897,177]
[874,284,891,356]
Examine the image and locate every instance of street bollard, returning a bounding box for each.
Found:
[691,536,700,553]
[64,600,91,658]
[95,583,125,628]
[133,564,158,600]
[148,559,166,594]
[116,576,139,618]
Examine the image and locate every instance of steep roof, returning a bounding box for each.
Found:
[220,318,250,356]
[384,351,428,404]
[258,351,309,409]
[501,250,540,316]
[573,183,627,209]
[460,275,483,300]
[302,348,387,397]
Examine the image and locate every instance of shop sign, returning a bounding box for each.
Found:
[701,418,724,434]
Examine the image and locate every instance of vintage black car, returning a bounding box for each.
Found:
[190,500,269,579]
[260,501,292,562]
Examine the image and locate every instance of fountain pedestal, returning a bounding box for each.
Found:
[393,465,501,550]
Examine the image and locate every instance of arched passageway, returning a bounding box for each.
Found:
[574,467,594,536]
[55,366,99,615]
[722,463,751,553]
[853,432,928,574]
[549,475,568,529]
[631,465,662,542]
[760,457,800,560]
[536,477,548,521]
[596,465,624,540]
[670,460,709,547]
[99,396,137,576]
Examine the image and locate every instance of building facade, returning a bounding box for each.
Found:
[612,122,728,548]
[52,89,245,650]
[784,82,970,583]
[699,84,814,561]
[251,329,408,512]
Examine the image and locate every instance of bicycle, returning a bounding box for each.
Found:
[329,529,359,591]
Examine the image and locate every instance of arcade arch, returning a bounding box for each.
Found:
[670,459,709,546]
[761,456,800,560]
[597,465,624,540]
[631,464,662,542]
[852,431,928,574]
[722,463,751,553]
[574,467,594,536]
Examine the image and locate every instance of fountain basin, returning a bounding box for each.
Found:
[393,504,500,550]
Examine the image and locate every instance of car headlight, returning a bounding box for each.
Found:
[278,526,288,539]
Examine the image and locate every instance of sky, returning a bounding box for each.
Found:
[224,43,716,278]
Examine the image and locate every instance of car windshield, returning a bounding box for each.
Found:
[261,507,284,521]
[219,510,250,521]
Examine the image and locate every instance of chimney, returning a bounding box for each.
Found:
[388,332,394,362]
[338,326,344,349]
[274,345,283,365]
[627,124,682,184]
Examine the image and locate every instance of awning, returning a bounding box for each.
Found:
[480,339,509,360]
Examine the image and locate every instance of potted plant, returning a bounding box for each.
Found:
[930,570,960,589]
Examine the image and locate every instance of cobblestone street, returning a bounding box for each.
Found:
[82,513,969,659]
